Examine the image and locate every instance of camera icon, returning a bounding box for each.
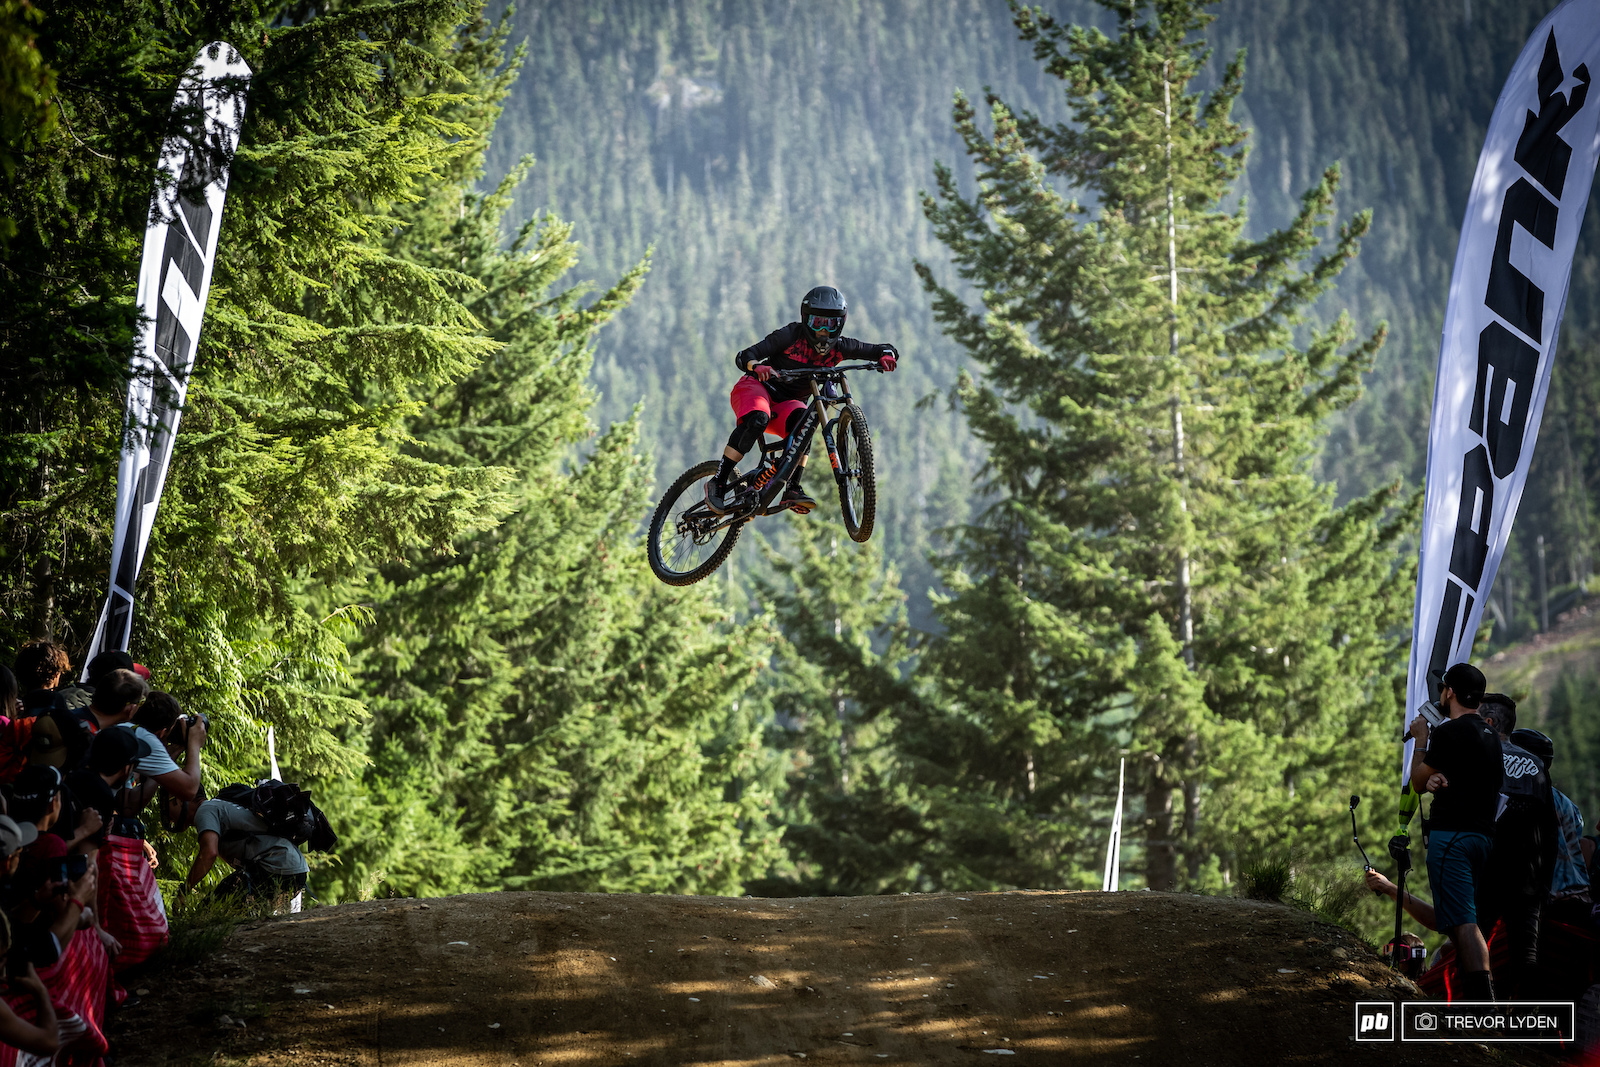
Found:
[1415,1012,1438,1032]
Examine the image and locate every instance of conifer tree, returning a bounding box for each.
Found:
[318,12,783,899]
[1,0,509,785]
[748,520,925,896]
[917,0,1413,889]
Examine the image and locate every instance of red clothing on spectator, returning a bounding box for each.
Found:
[96,835,167,971]
[0,925,111,1065]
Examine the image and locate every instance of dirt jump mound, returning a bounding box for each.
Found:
[113,890,1532,1065]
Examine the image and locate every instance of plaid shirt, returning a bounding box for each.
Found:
[1551,788,1590,898]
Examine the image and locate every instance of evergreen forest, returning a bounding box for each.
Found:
[3,0,1600,942]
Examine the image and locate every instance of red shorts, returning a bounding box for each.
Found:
[730,376,806,438]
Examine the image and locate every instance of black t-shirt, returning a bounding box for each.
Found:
[1424,713,1502,835]
[1486,740,1560,901]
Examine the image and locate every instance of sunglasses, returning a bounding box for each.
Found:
[806,314,843,336]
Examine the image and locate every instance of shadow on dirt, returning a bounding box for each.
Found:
[109,890,1534,1066]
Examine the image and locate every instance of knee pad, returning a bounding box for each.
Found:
[728,410,770,454]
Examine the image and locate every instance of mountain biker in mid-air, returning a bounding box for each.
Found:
[706,285,897,515]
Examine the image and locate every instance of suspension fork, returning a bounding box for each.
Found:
[818,391,845,484]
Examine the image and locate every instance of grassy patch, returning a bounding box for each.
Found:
[161,889,275,968]
[1237,847,1365,929]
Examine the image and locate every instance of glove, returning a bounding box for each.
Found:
[877,345,898,372]
[751,364,776,382]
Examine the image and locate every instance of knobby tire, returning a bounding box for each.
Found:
[836,403,876,542]
[648,460,744,586]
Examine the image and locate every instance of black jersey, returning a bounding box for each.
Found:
[734,323,884,403]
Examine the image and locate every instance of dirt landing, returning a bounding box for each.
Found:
[112,890,1537,1066]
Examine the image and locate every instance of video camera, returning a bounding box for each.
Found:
[1395,700,1445,741]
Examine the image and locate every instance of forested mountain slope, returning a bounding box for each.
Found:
[486,0,1599,630]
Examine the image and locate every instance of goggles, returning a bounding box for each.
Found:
[806,313,844,336]
[1385,940,1427,962]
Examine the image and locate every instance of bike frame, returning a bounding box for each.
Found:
[676,363,880,537]
[748,364,876,512]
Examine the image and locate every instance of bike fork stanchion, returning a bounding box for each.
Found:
[819,419,845,486]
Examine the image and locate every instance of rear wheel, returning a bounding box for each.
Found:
[835,403,876,543]
[648,461,745,586]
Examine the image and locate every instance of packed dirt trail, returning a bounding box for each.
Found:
[114,890,1537,1066]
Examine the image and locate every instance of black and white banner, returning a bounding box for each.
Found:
[1405,0,1600,773]
[83,42,251,667]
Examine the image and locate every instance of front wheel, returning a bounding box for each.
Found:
[835,403,876,542]
[648,461,744,586]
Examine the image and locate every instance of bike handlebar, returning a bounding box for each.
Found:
[773,363,884,379]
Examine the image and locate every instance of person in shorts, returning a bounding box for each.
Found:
[1408,661,1500,1002]
[703,286,898,515]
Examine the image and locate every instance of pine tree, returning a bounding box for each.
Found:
[1,0,509,786]
[916,0,1413,890]
[746,519,926,896]
[318,12,784,900]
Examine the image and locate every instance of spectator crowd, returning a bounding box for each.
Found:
[1366,661,1600,1004]
[0,639,323,1064]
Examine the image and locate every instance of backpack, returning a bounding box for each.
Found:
[216,779,338,853]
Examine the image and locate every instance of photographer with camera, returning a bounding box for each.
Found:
[120,692,205,817]
[1408,662,1501,1003]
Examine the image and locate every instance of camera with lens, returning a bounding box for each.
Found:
[170,712,209,747]
[1415,1012,1438,1032]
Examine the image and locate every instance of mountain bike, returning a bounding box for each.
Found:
[648,363,880,586]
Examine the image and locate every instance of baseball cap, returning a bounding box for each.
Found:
[85,651,150,685]
[91,725,152,775]
[9,765,62,807]
[1438,662,1486,708]
[0,816,38,858]
[1511,728,1555,770]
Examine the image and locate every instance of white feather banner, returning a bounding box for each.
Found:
[84,42,251,669]
[1406,1,1600,778]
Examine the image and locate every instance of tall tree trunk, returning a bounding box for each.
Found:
[29,452,54,640]
[1145,776,1177,891]
[30,555,54,640]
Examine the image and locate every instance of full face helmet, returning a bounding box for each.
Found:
[800,286,847,353]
